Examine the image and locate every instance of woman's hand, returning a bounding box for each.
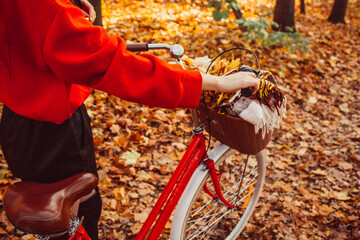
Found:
[201,72,260,94]
[80,0,96,23]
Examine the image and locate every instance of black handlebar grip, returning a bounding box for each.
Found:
[238,65,259,97]
[126,43,149,52]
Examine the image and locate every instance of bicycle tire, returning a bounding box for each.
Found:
[170,144,266,240]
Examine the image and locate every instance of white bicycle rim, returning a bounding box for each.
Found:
[170,144,266,240]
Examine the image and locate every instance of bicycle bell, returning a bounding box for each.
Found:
[170,44,184,60]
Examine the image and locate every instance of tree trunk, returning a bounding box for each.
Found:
[225,0,243,20]
[89,0,103,26]
[327,0,348,24]
[232,7,243,20]
[300,0,306,14]
[273,0,296,32]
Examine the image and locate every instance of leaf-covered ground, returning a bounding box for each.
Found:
[0,0,359,239]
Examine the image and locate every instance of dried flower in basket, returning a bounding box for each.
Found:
[217,70,287,138]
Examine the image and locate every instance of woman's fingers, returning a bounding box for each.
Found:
[224,72,259,93]
[201,72,259,93]
[80,0,96,23]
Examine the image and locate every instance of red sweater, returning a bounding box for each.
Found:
[0,0,202,124]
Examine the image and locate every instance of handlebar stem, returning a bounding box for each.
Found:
[191,109,202,134]
[147,43,172,50]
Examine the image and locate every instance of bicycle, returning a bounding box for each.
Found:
[3,43,267,240]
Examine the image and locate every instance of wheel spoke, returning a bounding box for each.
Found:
[188,206,229,239]
[223,166,258,199]
[187,199,228,235]
[187,204,219,233]
[228,177,258,205]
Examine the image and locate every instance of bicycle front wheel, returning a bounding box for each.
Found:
[171,144,266,240]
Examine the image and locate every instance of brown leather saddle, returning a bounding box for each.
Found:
[3,173,98,235]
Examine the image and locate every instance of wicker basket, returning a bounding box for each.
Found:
[197,102,271,155]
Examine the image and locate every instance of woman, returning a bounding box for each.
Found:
[0,0,259,239]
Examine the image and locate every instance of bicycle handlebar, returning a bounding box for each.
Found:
[126,43,149,52]
[127,43,185,68]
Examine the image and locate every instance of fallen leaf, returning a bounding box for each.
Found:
[329,191,351,201]
[121,150,141,165]
[338,103,350,113]
[114,187,127,204]
[311,169,327,176]
[318,204,334,216]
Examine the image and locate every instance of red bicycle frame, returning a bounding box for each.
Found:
[135,130,206,240]
[135,115,234,239]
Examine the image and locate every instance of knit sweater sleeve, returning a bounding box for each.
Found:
[42,1,202,109]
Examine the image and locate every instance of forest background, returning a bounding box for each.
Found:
[0,0,359,239]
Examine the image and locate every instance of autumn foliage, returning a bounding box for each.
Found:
[0,0,359,239]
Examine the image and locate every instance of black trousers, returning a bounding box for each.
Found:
[0,104,101,240]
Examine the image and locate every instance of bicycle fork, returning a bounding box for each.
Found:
[203,154,252,210]
[203,159,234,209]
